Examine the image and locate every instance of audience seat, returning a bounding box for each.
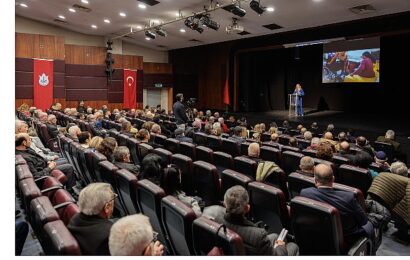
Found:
[297,139,311,150]
[19,178,42,214]
[137,143,154,162]
[43,220,81,255]
[171,154,194,195]
[116,168,139,215]
[263,168,290,201]
[302,148,318,158]
[213,151,234,177]
[261,141,281,150]
[179,141,197,161]
[15,154,26,165]
[234,156,257,178]
[288,172,315,199]
[221,139,240,157]
[192,216,245,255]
[282,151,304,175]
[154,134,167,146]
[221,169,253,196]
[281,145,301,153]
[195,146,214,164]
[192,161,221,206]
[161,195,197,255]
[260,146,282,166]
[86,151,107,182]
[193,132,208,146]
[240,142,251,156]
[59,136,74,165]
[337,164,372,197]
[153,148,173,166]
[69,142,88,184]
[290,196,372,255]
[164,138,180,154]
[373,141,395,163]
[278,134,291,145]
[77,147,94,184]
[126,138,140,165]
[261,133,272,142]
[117,134,130,147]
[207,135,222,151]
[50,189,78,225]
[30,196,60,245]
[248,182,290,234]
[332,155,351,166]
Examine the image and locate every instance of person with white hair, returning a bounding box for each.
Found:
[68,125,81,142]
[307,137,320,150]
[299,156,315,177]
[109,214,164,256]
[247,142,261,163]
[389,161,408,177]
[46,114,59,138]
[67,183,116,255]
[218,117,229,133]
[377,129,401,154]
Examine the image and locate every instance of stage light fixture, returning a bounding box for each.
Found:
[250,0,265,15]
[200,14,220,31]
[184,16,204,34]
[231,4,246,17]
[155,27,167,37]
[145,30,156,39]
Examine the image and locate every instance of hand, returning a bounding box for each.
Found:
[53,155,59,160]
[48,161,56,170]
[275,239,285,246]
[145,241,164,256]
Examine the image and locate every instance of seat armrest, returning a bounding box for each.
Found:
[348,237,372,256]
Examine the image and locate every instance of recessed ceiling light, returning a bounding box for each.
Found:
[313,0,323,2]
[119,12,126,17]
[180,28,186,33]
[176,12,180,17]
[58,15,66,19]
[138,3,147,9]
[104,19,110,23]
[19,3,28,8]
[81,0,89,4]
[266,7,275,12]
[136,25,142,29]
[69,8,76,13]
[145,37,151,41]
[91,24,97,29]
[152,20,160,24]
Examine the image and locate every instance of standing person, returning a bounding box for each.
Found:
[293,84,305,116]
[77,100,86,114]
[173,93,188,130]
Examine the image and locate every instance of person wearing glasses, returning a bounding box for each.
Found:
[67,183,117,255]
[109,214,164,256]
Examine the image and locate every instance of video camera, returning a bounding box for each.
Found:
[186,98,197,108]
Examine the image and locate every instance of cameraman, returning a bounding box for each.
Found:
[173,93,188,130]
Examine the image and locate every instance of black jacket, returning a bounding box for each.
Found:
[173,101,188,124]
[114,161,140,176]
[46,123,58,138]
[67,213,113,255]
[15,148,51,178]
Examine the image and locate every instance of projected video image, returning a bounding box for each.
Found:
[323,48,380,83]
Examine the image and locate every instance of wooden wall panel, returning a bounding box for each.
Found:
[143,62,172,74]
[15,33,64,60]
[16,33,36,58]
[65,44,106,65]
[113,54,143,70]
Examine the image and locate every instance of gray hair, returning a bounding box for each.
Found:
[218,117,224,124]
[151,124,161,134]
[300,156,315,171]
[385,130,395,140]
[109,214,153,256]
[390,162,408,177]
[304,131,313,141]
[78,183,114,215]
[311,137,320,145]
[15,120,27,134]
[248,142,260,157]
[224,185,249,215]
[47,114,56,122]
[114,146,130,162]
[68,125,81,137]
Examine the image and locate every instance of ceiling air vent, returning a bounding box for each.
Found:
[263,23,283,30]
[157,45,167,48]
[238,31,251,35]
[72,4,92,12]
[349,4,376,15]
[124,35,136,40]
[189,39,202,42]
[137,0,160,6]
[54,19,68,24]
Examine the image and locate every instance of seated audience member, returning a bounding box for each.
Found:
[212,186,299,255]
[150,123,161,135]
[109,214,164,256]
[39,112,48,124]
[303,131,313,142]
[203,123,212,135]
[97,137,117,162]
[174,128,193,143]
[288,137,299,149]
[282,120,291,134]
[78,131,92,148]
[337,132,348,142]
[136,129,151,143]
[320,132,337,152]
[251,132,261,142]
[140,153,163,185]
[120,120,134,138]
[325,124,335,135]
[46,114,59,138]
[369,151,390,178]
[78,113,86,121]
[113,146,140,176]
[229,126,246,144]
[300,164,374,247]
[298,156,315,177]
[346,128,356,143]
[160,165,201,216]
[89,136,104,151]
[389,161,408,177]
[260,123,266,133]
[354,136,375,157]
[307,137,320,150]
[15,133,76,190]
[218,117,230,133]
[68,125,81,142]
[267,125,278,135]
[246,142,262,163]
[316,142,334,161]
[68,183,116,255]
[141,121,154,132]
[77,100,86,114]
[212,125,223,137]
[335,141,356,164]
[310,122,319,136]
[377,129,401,153]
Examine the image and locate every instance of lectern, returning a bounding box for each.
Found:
[288,94,298,117]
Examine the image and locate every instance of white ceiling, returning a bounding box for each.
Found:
[15,0,410,51]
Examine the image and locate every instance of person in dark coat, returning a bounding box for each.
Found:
[300,164,374,247]
[67,183,116,255]
[46,114,59,138]
[172,93,188,128]
[174,128,193,143]
[113,146,140,176]
[77,100,86,114]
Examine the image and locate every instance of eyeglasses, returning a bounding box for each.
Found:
[106,193,118,204]
[152,231,158,243]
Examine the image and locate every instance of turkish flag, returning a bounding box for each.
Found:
[33,59,54,110]
[123,69,137,109]
[223,78,230,105]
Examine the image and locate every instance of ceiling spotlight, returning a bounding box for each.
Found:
[266,7,274,12]
[91,24,97,29]
[136,25,142,29]
[138,3,146,9]
[200,14,220,31]
[145,37,151,41]
[226,4,246,17]
[69,8,76,13]
[179,28,186,33]
[184,16,204,34]
[104,19,110,23]
[155,27,167,37]
[81,0,89,4]
[119,12,126,17]
[19,3,28,8]
[250,0,265,15]
[145,30,156,39]
[58,15,66,19]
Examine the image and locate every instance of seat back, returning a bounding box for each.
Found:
[50,188,76,224]
[260,146,282,166]
[193,132,208,146]
[154,134,167,146]
[195,146,214,164]
[278,134,291,145]
[221,169,253,196]
[282,151,304,175]
[43,220,82,255]
[281,145,301,153]
[153,148,173,166]
[192,216,245,255]
[77,147,94,184]
[126,138,140,164]
[164,138,180,154]
[15,154,26,165]
[248,182,289,234]
[333,183,366,211]
[240,142,251,156]
[171,154,194,195]
[263,168,290,201]
[374,141,395,163]
[69,142,87,184]
[213,151,234,175]
[207,135,222,151]
[332,155,351,166]
[137,143,154,162]
[179,142,196,161]
[337,164,372,197]
[30,196,60,244]
[161,196,197,255]
[261,133,272,142]
[221,139,240,157]
[234,156,257,178]
[19,178,42,214]
[86,151,107,182]
[192,161,221,206]
[116,168,139,214]
[288,172,315,199]
[117,134,130,146]
[290,196,345,255]
[60,136,73,164]
[136,179,168,250]
[297,139,311,149]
